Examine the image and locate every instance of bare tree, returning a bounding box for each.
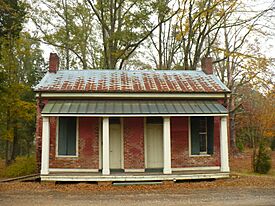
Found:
[31,0,101,69]
[212,1,273,151]
[86,0,180,69]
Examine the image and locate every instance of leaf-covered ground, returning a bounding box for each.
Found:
[230,150,275,176]
[0,176,275,206]
[0,174,274,193]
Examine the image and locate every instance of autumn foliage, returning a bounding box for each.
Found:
[235,86,274,173]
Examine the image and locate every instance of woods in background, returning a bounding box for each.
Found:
[0,0,45,165]
[0,0,274,166]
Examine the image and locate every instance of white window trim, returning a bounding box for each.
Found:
[188,117,212,157]
[56,117,79,158]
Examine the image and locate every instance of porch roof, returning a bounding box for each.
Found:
[41,100,227,116]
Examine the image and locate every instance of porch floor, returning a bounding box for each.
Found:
[41,170,229,182]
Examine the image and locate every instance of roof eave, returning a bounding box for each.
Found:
[35,91,230,99]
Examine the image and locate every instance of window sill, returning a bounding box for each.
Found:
[56,155,78,158]
[189,154,212,157]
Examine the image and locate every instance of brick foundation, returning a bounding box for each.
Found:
[123,118,145,169]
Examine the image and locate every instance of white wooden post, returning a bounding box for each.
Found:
[41,117,50,175]
[163,117,172,174]
[102,117,110,175]
[220,116,230,172]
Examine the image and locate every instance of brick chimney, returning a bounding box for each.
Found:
[201,57,213,75]
[49,53,59,73]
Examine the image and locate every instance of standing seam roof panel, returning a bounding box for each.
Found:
[41,100,228,115]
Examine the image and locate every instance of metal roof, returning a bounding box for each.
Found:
[34,70,230,93]
[42,100,228,115]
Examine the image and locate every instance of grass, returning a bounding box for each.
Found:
[0,156,37,178]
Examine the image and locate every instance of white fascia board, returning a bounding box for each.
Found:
[42,113,228,117]
[36,92,227,99]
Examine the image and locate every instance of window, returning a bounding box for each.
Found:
[58,117,77,156]
[190,117,214,155]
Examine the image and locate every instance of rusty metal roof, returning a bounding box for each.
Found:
[42,100,228,115]
[34,70,229,93]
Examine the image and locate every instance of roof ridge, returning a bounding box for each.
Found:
[55,69,204,73]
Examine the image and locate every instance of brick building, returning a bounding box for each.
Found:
[34,53,230,182]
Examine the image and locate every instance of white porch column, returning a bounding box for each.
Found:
[163,117,172,174]
[220,116,230,172]
[102,117,110,175]
[41,117,50,175]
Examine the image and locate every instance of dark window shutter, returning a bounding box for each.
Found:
[207,117,214,154]
[58,117,76,156]
[58,117,67,155]
[191,117,200,155]
[66,118,76,155]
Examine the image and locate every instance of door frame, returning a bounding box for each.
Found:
[144,117,164,169]
[120,118,124,169]
[99,117,124,170]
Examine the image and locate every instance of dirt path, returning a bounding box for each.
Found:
[0,187,275,206]
[1,174,275,206]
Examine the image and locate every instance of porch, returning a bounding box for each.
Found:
[39,100,230,181]
[41,169,229,182]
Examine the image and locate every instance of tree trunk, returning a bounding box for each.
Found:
[11,121,18,162]
[64,0,70,70]
[5,140,10,166]
[228,94,238,154]
[158,22,162,69]
[229,112,236,149]
[5,108,11,166]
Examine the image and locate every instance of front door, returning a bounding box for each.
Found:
[146,123,163,168]
[109,121,122,169]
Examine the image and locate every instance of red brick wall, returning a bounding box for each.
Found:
[171,117,221,168]
[123,117,145,169]
[49,117,99,169]
[171,117,188,168]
